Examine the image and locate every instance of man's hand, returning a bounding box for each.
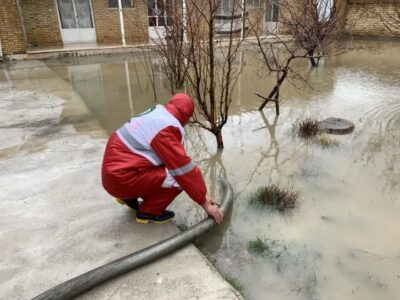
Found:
[202,196,224,224]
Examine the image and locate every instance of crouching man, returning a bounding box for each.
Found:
[102,93,224,224]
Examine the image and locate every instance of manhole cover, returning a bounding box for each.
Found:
[319,117,355,135]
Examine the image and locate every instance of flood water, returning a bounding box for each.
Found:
[49,40,400,300]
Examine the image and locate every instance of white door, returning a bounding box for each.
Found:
[147,0,171,40]
[57,0,96,43]
[265,0,279,34]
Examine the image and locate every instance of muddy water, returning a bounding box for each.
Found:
[49,40,400,300]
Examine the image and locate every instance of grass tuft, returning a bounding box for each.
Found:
[248,237,271,256]
[249,184,299,212]
[223,275,244,293]
[248,237,285,258]
[315,134,339,148]
[294,119,341,149]
[296,117,321,138]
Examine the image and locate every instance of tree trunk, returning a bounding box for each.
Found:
[259,70,287,111]
[308,49,318,67]
[216,131,224,149]
[208,3,216,135]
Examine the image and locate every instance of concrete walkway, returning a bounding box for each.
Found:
[0,61,241,300]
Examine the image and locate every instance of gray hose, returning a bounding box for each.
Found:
[33,178,233,300]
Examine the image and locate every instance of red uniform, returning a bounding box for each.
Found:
[102,94,207,215]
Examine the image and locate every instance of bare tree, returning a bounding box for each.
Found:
[148,0,189,93]
[185,0,247,149]
[280,0,348,67]
[378,0,400,34]
[251,37,310,112]
[250,0,352,112]
[137,0,255,149]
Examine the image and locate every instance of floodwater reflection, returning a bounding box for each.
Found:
[49,40,400,300]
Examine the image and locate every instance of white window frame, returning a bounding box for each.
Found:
[108,0,133,8]
[246,0,261,7]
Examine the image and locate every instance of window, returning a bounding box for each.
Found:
[265,0,279,22]
[246,0,261,7]
[318,0,334,21]
[148,0,174,27]
[215,0,243,33]
[108,0,133,8]
[217,0,246,15]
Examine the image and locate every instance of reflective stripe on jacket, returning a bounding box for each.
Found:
[104,104,207,205]
[117,105,183,166]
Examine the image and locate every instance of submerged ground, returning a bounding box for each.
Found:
[46,39,400,300]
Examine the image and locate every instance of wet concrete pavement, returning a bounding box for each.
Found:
[0,61,241,300]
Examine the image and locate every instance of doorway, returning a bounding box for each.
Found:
[265,0,279,34]
[56,0,96,43]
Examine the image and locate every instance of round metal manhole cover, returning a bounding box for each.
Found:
[318,117,355,135]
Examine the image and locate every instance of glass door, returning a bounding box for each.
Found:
[57,0,96,43]
[265,0,279,34]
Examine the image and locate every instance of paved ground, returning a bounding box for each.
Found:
[0,61,241,300]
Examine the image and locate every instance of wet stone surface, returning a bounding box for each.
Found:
[319,117,355,135]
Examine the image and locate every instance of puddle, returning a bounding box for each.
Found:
[47,40,400,299]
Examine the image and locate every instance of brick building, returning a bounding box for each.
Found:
[0,0,398,58]
[0,0,151,56]
[344,0,400,35]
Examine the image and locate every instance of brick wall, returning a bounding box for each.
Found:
[248,0,398,37]
[345,0,400,36]
[21,0,62,46]
[92,0,149,44]
[0,0,26,55]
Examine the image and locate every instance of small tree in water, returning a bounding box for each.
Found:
[140,0,252,149]
[280,0,348,67]
[250,0,351,112]
[186,0,248,149]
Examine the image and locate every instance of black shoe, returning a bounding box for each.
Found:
[115,198,140,211]
[136,210,175,224]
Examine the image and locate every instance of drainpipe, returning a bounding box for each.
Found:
[182,0,188,43]
[15,0,28,48]
[238,51,243,105]
[124,61,134,117]
[241,0,246,39]
[118,0,126,46]
[0,38,3,62]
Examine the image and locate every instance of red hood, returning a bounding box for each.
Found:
[165,93,195,126]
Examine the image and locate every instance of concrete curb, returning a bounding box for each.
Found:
[5,35,291,61]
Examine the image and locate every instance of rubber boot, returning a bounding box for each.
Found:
[115,198,140,212]
[136,210,175,224]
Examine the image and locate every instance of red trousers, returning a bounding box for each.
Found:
[104,167,182,215]
[102,134,182,215]
[138,184,182,215]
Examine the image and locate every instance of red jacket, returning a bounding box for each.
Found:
[102,94,207,205]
